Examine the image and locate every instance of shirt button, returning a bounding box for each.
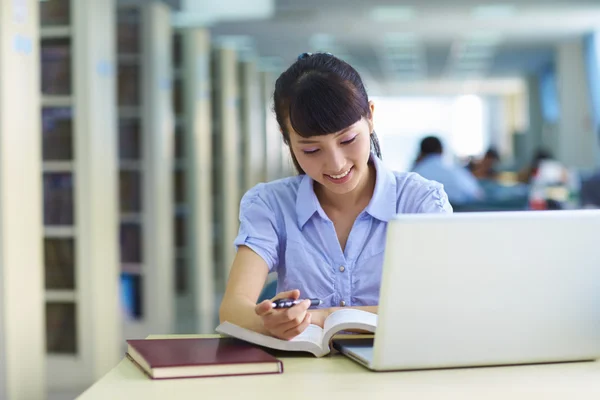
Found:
[339,266,345,272]
[339,300,346,307]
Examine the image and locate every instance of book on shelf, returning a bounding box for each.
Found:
[118,119,141,160]
[117,8,141,54]
[117,65,141,106]
[126,337,283,379]
[119,223,142,263]
[42,107,73,160]
[216,308,377,357]
[43,173,74,225]
[41,39,72,95]
[40,0,70,27]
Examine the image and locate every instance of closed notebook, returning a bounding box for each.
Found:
[126,337,283,379]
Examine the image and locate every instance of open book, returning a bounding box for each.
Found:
[215,308,377,357]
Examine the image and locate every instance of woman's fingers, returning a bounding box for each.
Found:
[271,289,300,301]
[255,300,273,316]
[280,312,312,340]
[256,290,312,340]
[262,299,310,330]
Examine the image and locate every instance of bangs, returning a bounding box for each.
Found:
[288,72,369,138]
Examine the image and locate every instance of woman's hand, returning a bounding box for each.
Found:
[307,308,332,328]
[254,289,312,340]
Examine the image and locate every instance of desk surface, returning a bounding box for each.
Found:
[78,334,600,400]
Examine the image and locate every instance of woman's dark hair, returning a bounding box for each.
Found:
[273,53,382,174]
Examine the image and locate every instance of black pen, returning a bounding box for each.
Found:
[271,298,322,309]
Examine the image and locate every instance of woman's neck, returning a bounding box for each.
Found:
[315,162,377,213]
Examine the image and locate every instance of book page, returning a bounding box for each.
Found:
[322,309,377,347]
[291,324,324,345]
[216,322,329,357]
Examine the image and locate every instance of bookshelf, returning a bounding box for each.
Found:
[40,0,120,390]
[172,28,215,333]
[0,0,46,398]
[238,58,266,191]
[211,44,241,295]
[117,0,174,341]
[260,70,284,181]
[172,31,188,333]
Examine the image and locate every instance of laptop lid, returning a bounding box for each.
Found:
[372,210,600,371]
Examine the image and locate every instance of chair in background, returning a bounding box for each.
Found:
[454,179,530,212]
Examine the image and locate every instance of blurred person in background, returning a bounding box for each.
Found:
[220,53,453,340]
[517,148,554,184]
[412,135,484,205]
[470,147,501,180]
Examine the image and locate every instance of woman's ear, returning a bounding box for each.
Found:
[368,101,375,130]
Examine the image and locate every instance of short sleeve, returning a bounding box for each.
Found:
[233,184,280,272]
[419,185,453,213]
[398,173,454,214]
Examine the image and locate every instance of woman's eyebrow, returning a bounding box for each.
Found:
[296,127,353,144]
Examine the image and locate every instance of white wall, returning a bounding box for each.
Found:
[556,39,597,169]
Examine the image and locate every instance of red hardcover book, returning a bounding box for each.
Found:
[126,337,283,379]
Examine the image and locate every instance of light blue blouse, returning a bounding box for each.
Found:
[233,156,453,308]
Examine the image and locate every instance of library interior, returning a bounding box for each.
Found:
[2,0,600,399]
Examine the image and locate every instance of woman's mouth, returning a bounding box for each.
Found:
[325,166,354,184]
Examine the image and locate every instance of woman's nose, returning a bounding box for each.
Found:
[325,149,346,172]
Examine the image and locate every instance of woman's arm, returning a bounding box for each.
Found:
[219,246,271,335]
[309,306,378,327]
[219,246,313,339]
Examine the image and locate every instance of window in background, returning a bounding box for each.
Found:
[372,96,488,172]
[450,95,485,158]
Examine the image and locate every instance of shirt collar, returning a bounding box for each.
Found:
[363,155,397,222]
[296,174,321,229]
[295,155,397,229]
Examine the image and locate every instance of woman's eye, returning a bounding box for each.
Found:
[302,149,319,155]
[341,136,357,145]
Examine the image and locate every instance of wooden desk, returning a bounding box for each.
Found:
[78,335,600,400]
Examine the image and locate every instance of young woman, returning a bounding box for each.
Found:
[219,53,452,340]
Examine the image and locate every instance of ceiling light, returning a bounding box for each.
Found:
[388,52,419,61]
[370,7,415,22]
[391,59,420,67]
[464,32,503,46]
[384,33,419,53]
[455,61,489,71]
[459,48,495,60]
[472,4,516,19]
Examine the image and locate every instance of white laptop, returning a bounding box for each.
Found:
[333,210,600,371]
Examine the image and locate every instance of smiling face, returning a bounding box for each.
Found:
[288,116,373,196]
